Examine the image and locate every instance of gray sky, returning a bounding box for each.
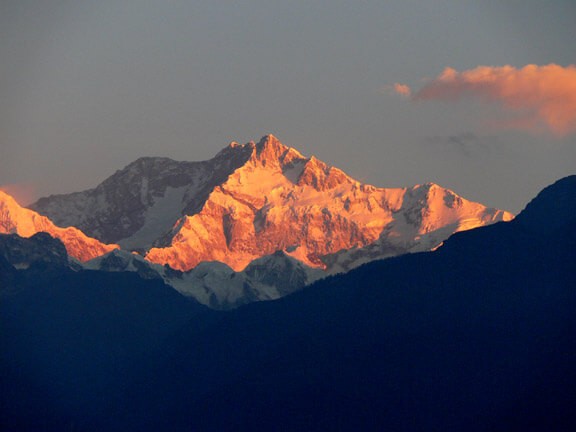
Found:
[1,0,575,213]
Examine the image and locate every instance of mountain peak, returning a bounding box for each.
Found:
[257,133,281,147]
[0,189,17,207]
[255,134,289,160]
[296,156,353,190]
[242,134,306,170]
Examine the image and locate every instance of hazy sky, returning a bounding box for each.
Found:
[1,0,575,213]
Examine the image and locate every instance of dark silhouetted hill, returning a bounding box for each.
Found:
[1,176,575,431]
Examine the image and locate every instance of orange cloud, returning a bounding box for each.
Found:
[393,83,412,98]
[413,64,576,137]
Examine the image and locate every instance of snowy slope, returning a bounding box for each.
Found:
[85,248,322,309]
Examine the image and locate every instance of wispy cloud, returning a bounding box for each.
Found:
[397,64,576,137]
[392,83,412,98]
[381,83,412,98]
[424,132,506,159]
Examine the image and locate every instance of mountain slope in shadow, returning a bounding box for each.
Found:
[137,175,576,431]
[1,176,575,431]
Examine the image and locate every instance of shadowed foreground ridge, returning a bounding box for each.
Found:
[1,176,575,431]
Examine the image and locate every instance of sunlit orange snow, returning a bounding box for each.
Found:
[145,135,513,272]
[0,183,37,207]
[0,190,118,261]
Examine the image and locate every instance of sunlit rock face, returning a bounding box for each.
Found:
[0,191,118,262]
[30,146,254,248]
[30,135,513,272]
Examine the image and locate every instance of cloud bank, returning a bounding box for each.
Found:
[399,64,576,136]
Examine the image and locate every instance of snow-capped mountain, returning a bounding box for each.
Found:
[31,134,513,272]
[0,190,118,262]
[85,248,322,309]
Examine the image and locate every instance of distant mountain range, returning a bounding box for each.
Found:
[3,134,513,307]
[1,175,574,431]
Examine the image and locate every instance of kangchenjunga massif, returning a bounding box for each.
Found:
[0,134,514,307]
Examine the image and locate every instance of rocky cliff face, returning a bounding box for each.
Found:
[30,135,514,272]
